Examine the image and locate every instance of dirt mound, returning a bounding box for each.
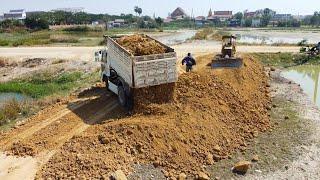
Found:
[38,55,271,179]
[116,34,166,56]
[133,83,175,113]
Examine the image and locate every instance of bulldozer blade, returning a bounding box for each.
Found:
[212,58,243,69]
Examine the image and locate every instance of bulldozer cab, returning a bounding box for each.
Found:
[222,35,236,47]
[221,35,237,58]
[212,35,243,69]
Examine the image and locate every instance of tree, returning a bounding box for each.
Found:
[261,8,273,27]
[234,12,243,22]
[155,17,163,27]
[310,11,320,27]
[244,18,252,27]
[25,15,49,30]
[134,6,142,16]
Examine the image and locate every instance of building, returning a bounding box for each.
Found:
[195,16,205,27]
[51,7,84,13]
[0,15,4,21]
[107,19,126,28]
[3,9,26,20]
[251,18,261,27]
[272,14,293,22]
[170,7,188,20]
[208,11,233,22]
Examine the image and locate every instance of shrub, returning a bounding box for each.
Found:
[0,39,9,46]
[50,34,79,43]
[25,16,49,30]
[63,26,89,32]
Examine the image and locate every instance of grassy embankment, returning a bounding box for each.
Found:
[251,52,320,67]
[192,28,230,40]
[0,70,100,130]
[0,26,156,47]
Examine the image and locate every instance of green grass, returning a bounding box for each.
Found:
[0,71,84,98]
[251,52,320,67]
[0,28,141,47]
[0,70,100,131]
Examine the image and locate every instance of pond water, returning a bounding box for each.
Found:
[233,30,320,45]
[282,65,320,107]
[152,30,197,45]
[0,92,30,108]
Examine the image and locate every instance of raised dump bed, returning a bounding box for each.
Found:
[98,34,178,110]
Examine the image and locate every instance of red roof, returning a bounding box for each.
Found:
[214,11,232,16]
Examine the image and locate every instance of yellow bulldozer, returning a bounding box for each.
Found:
[212,35,243,69]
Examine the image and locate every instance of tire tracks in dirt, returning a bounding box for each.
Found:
[0,91,121,180]
[0,100,88,150]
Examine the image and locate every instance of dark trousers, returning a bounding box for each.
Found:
[186,65,193,72]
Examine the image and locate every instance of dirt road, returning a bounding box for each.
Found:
[0,88,120,179]
[0,44,300,62]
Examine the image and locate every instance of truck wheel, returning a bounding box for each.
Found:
[118,86,127,107]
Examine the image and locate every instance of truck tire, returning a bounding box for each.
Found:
[118,86,127,107]
[102,75,109,91]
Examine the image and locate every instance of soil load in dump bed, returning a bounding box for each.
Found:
[36,54,271,179]
[116,34,167,56]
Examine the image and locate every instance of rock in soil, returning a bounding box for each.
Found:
[252,155,259,162]
[110,170,127,180]
[197,172,210,180]
[232,161,251,174]
[178,173,187,180]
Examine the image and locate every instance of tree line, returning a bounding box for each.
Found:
[0,6,165,31]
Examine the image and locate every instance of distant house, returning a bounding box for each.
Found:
[229,19,240,27]
[3,9,26,20]
[170,7,188,20]
[272,14,293,22]
[244,11,257,18]
[195,16,205,27]
[107,19,126,28]
[251,18,261,27]
[208,11,233,22]
[164,18,173,23]
[0,15,4,21]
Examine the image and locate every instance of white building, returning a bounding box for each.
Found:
[3,9,26,20]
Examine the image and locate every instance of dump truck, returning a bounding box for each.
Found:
[95,35,178,110]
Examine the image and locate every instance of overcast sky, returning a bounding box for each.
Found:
[0,0,318,17]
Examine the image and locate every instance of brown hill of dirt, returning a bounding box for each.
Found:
[116,34,166,56]
[38,54,271,179]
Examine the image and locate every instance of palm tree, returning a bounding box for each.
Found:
[134,6,139,17]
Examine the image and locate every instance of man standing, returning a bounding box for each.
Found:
[182,53,196,72]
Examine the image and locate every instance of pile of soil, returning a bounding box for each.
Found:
[133,83,175,113]
[38,55,271,179]
[116,34,166,56]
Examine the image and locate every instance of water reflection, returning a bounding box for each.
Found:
[234,31,320,45]
[152,30,197,45]
[282,65,320,107]
[0,92,30,107]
